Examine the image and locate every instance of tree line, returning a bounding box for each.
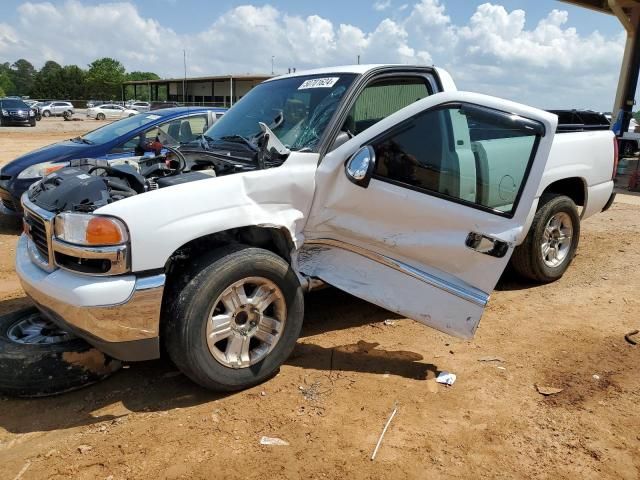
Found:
[0,58,160,101]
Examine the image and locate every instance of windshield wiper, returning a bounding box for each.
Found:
[70,136,93,145]
[217,135,258,152]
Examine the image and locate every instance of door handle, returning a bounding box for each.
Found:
[465,232,510,258]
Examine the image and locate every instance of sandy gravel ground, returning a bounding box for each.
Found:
[0,120,638,480]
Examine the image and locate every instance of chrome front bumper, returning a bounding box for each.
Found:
[16,235,164,361]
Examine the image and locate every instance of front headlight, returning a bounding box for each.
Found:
[1,109,8,116]
[54,213,129,246]
[29,110,34,117]
[17,161,70,179]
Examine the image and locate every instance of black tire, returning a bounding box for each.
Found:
[0,307,122,397]
[29,118,36,127]
[42,110,51,117]
[511,194,581,283]
[63,110,72,120]
[163,245,304,392]
[97,113,106,120]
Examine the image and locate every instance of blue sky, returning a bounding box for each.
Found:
[0,1,632,110]
[1,0,623,36]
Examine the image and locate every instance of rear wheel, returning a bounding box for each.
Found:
[0,307,122,397]
[96,113,106,120]
[511,194,580,283]
[163,245,304,391]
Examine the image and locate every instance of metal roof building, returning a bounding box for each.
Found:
[122,74,272,108]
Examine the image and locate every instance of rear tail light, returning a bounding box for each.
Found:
[613,136,619,179]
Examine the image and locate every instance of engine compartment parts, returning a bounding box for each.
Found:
[27,149,224,213]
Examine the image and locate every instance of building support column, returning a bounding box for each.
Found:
[611,1,640,132]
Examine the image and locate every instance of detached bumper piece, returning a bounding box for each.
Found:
[16,235,164,361]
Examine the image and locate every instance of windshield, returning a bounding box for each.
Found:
[0,99,29,109]
[204,74,357,151]
[81,113,164,145]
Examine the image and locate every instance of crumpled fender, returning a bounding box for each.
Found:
[95,152,319,272]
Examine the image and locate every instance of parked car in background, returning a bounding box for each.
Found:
[86,100,105,108]
[0,107,226,213]
[129,101,151,112]
[86,104,139,120]
[39,101,74,118]
[0,98,36,127]
[150,101,181,110]
[23,100,39,108]
[548,109,611,132]
[38,101,74,117]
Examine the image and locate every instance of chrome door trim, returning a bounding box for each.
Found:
[302,238,489,307]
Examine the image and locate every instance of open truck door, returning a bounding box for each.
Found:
[299,91,557,338]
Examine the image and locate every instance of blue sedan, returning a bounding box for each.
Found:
[0,107,226,214]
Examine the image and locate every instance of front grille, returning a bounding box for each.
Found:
[25,210,50,261]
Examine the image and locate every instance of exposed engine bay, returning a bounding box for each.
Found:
[27,142,285,213]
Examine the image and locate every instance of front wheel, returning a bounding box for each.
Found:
[96,113,106,120]
[163,245,304,391]
[42,110,51,117]
[511,194,581,283]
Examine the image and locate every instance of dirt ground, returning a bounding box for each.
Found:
[0,120,638,480]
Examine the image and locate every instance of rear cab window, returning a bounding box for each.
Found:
[343,77,432,136]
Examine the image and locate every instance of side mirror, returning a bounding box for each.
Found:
[345,145,376,188]
[330,131,351,152]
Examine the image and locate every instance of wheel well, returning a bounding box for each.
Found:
[164,226,295,275]
[540,178,586,207]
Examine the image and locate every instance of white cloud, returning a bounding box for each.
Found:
[374,0,392,11]
[0,0,628,110]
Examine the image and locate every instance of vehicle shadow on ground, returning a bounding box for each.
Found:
[0,289,427,434]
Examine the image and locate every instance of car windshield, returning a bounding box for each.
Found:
[204,74,357,151]
[80,113,163,145]
[0,99,29,109]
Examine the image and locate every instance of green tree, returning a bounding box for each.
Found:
[0,72,14,97]
[0,86,5,97]
[60,65,86,100]
[31,60,63,98]
[9,59,36,95]
[86,57,125,100]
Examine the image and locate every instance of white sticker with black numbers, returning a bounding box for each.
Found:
[298,77,340,90]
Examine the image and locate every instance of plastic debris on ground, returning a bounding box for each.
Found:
[260,436,289,446]
[435,371,456,386]
[535,384,563,396]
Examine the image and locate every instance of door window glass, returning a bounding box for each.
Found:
[372,104,542,215]
[343,78,430,136]
[109,115,208,154]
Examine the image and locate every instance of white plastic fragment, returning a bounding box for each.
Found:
[436,371,457,386]
[260,436,289,446]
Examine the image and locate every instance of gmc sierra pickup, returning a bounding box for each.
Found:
[15,65,616,391]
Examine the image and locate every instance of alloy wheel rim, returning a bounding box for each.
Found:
[541,212,573,268]
[206,277,286,369]
[7,312,74,345]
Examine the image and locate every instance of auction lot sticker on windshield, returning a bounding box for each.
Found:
[298,77,340,90]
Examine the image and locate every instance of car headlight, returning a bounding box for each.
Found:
[1,109,8,116]
[54,213,128,246]
[17,161,70,179]
[29,110,34,117]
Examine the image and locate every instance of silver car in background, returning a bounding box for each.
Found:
[39,101,74,117]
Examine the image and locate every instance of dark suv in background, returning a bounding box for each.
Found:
[0,98,36,127]
[548,109,611,132]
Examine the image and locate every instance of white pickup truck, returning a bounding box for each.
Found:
[15,65,616,391]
